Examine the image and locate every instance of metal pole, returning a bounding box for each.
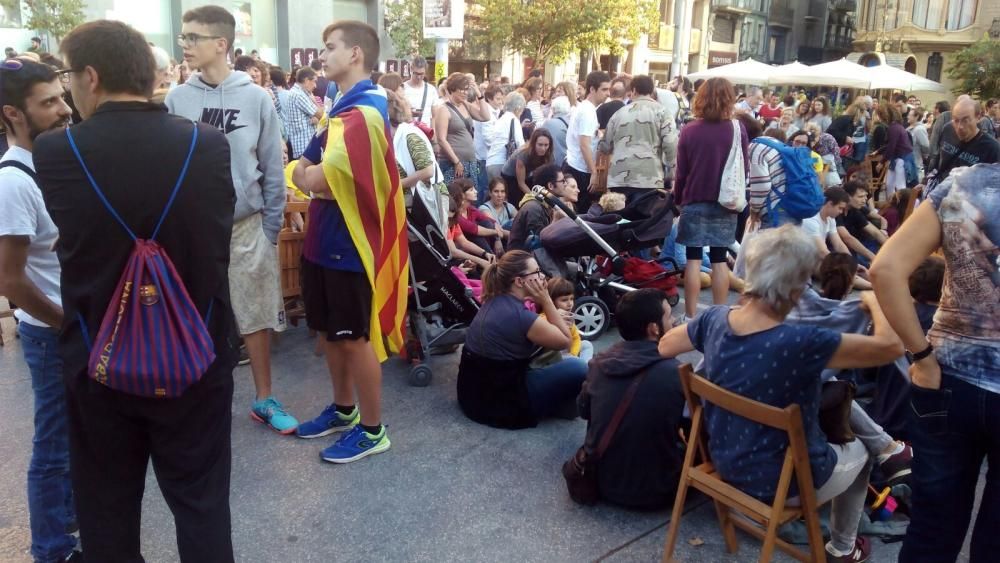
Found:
[434,37,448,84]
[671,0,689,78]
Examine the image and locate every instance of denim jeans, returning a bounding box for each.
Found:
[19,322,76,563]
[525,356,588,418]
[900,374,1000,562]
[476,159,489,204]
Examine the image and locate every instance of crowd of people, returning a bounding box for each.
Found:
[0,7,997,563]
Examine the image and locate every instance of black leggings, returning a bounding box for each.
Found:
[686,246,728,264]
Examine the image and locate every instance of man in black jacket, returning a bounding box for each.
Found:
[577,288,686,509]
[33,20,238,561]
[508,163,567,251]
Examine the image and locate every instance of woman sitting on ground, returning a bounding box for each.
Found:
[501,128,554,203]
[658,225,904,563]
[478,177,517,234]
[457,251,588,429]
[878,188,913,237]
[449,179,505,255]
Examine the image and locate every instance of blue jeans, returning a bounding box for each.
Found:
[899,374,1000,562]
[19,322,76,562]
[525,356,588,418]
[476,159,489,204]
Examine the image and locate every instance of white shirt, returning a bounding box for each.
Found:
[566,99,599,172]
[403,80,439,126]
[801,212,837,240]
[474,105,500,161]
[0,147,61,327]
[486,111,525,167]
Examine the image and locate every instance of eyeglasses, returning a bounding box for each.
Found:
[519,269,545,279]
[554,178,566,185]
[176,33,222,48]
[56,68,71,84]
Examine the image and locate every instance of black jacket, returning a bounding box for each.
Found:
[508,198,551,251]
[34,101,239,386]
[578,339,686,509]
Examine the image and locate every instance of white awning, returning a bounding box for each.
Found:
[685,58,775,85]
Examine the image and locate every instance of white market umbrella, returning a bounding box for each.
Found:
[686,58,775,85]
[773,61,809,75]
[768,58,871,89]
[863,64,946,92]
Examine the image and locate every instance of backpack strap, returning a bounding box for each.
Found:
[0,160,39,183]
[65,123,199,242]
[593,367,649,459]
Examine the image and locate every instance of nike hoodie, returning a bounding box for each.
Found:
[165,70,285,243]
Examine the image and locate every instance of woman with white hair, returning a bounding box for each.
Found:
[544,95,572,167]
[485,91,526,180]
[149,45,174,104]
[658,225,904,563]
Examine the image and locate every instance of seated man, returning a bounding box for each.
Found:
[802,187,851,259]
[508,163,566,251]
[836,180,887,267]
[577,288,686,509]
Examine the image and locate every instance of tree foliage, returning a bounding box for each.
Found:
[946,36,1000,101]
[384,0,435,59]
[26,0,85,43]
[476,0,659,64]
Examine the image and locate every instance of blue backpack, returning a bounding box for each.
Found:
[752,136,824,225]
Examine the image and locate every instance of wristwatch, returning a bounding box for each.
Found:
[905,342,934,363]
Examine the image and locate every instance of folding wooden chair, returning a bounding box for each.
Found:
[278,200,310,326]
[866,156,888,203]
[663,364,828,563]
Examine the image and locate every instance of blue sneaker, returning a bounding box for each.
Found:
[250,397,299,435]
[320,425,390,464]
[296,404,360,439]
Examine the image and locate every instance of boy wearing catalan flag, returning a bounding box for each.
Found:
[292,21,408,463]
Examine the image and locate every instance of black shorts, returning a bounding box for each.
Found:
[301,258,372,342]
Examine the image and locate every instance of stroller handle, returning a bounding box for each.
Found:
[530,185,621,260]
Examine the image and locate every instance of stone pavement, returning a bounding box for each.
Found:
[0,294,976,562]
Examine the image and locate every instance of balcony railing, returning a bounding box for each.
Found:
[711,0,754,14]
[769,5,793,28]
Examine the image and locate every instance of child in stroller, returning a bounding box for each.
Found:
[534,188,682,340]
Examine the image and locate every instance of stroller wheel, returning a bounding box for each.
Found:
[667,293,680,307]
[409,364,433,387]
[573,296,610,341]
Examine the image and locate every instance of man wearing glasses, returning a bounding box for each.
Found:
[403,55,437,126]
[929,96,999,186]
[508,163,571,251]
[0,58,78,563]
[166,5,296,435]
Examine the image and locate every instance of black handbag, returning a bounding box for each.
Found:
[562,369,647,505]
[819,380,856,444]
[504,117,518,160]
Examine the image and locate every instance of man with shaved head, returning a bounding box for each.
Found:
[929,96,1000,184]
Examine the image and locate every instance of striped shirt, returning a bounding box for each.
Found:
[748,141,786,217]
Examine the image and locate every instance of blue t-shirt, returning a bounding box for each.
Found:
[301,130,363,272]
[465,294,539,361]
[687,306,841,500]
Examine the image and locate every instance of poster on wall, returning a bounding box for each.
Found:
[0,0,22,28]
[230,2,252,38]
[291,48,305,68]
[401,60,411,78]
[386,59,399,73]
[422,0,464,40]
[305,48,318,65]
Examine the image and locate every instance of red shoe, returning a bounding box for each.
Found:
[827,536,871,563]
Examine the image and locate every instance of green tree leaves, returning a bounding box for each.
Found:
[26,0,85,42]
[946,36,1000,101]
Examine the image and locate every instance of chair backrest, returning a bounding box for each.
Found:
[677,364,821,511]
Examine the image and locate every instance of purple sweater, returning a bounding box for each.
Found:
[884,121,913,162]
[674,119,750,206]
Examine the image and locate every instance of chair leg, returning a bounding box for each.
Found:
[802,508,827,562]
[758,516,783,563]
[713,500,738,554]
[662,476,691,563]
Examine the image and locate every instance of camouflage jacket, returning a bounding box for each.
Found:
[599,97,678,189]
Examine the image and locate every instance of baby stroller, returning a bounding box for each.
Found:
[402,184,480,386]
[535,188,681,340]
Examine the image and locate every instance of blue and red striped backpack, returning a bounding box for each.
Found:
[67,124,215,398]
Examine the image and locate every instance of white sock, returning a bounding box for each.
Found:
[826,542,849,557]
[877,441,904,463]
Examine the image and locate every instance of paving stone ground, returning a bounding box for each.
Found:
[1,290,978,562]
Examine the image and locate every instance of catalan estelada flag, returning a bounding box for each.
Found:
[319,80,408,362]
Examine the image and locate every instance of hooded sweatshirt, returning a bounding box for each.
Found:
[577,339,686,509]
[165,70,285,243]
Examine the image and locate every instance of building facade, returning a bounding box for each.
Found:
[852,0,1000,92]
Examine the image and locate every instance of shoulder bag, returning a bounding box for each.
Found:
[562,369,648,505]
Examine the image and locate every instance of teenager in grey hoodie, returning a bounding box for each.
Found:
[166,5,298,434]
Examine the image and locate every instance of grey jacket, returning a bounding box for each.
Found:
[165,70,286,243]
